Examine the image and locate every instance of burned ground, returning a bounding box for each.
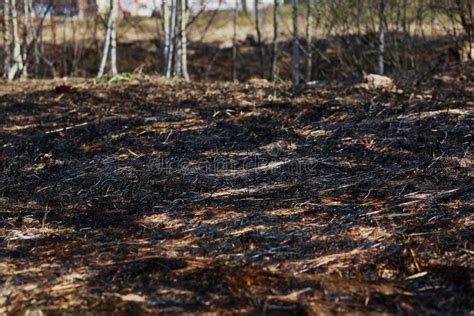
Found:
[0,65,473,314]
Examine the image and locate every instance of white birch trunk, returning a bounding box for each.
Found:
[162,0,171,76]
[8,0,23,80]
[180,0,189,81]
[97,0,115,77]
[166,0,176,78]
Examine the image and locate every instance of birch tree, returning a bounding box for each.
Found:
[291,0,300,87]
[8,0,23,80]
[162,0,189,80]
[179,0,189,80]
[162,0,171,77]
[110,3,118,75]
[163,0,177,78]
[2,0,11,77]
[98,0,118,77]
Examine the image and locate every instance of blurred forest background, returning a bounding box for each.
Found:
[0,0,473,82]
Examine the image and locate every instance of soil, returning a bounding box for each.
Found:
[0,63,473,314]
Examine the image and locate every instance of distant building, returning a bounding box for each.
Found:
[0,0,87,17]
[0,0,274,18]
[188,0,275,13]
[121,0,160,16]
[98,0,274,16]
[96,0,159,17]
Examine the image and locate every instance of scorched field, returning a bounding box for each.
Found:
[0,66,473,314]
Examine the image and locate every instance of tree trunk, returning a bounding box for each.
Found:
[8,0,24,80]
[180,0,189,80]
[455,0,473,60]
[162,0,171,77]
[110,0,118,75]
[416,0,425,39]
[402,0,408,34]
[254,0,265,78]
[98,0,115,77]
[166,0,177,78]
[26,0,40,76]
[20,0,30,79]
[271,0,279,81]
[241,0,247,14]
[2,0,11,77]
[291,0,300,87]
[174,0,181,77]
[62,12,67,76]
[305,0,313,81]
[232,0,238,82]
[37,2,56,77]
[378,0,385,75]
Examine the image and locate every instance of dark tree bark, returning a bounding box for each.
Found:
[292,0,300,87]
[271,0,279,81]
[2,0,11,77]
[254,0,265,78]
[378,0,385,75]
[306,0,314,81]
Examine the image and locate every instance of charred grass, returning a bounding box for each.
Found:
[0,64,473,314]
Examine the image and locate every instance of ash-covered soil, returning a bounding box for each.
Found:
[0,67,473,314]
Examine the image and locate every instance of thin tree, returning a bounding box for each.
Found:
[271,0,279,81]
[179,0,189,80]
[35,1,55,77]
[98,0,118,77]
[20,0,30,78]
[8,0,23,80]
[291,0,300,87]
[232,0,238,82]
[25,0,40,76]
[165,0,177,78]
[241,0,248,14]
[401,0,408,34]
[378,0,385,75]
[162,0,171,76]
[305,0,313,81]
[174,0,181,77]
[62,6,68,76]
[254,0,265,78]
[2,0,11,77]
[110,1,118,75]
